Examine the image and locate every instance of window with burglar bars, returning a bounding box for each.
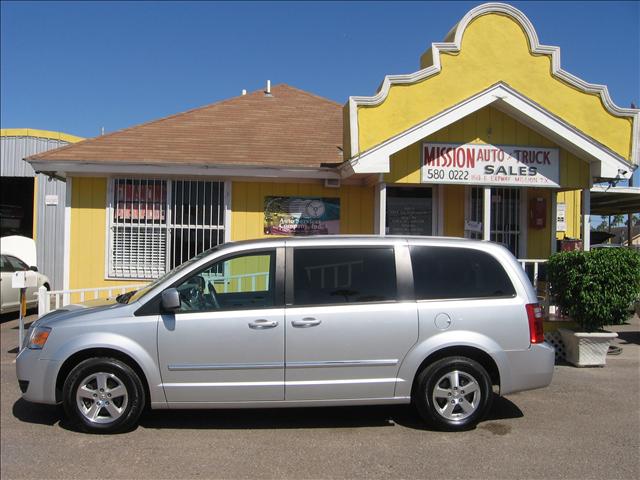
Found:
[466,187,484,241]
[108,178,225,279]
[465,186,521,257]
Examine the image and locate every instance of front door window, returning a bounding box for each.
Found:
[174,251,275,312]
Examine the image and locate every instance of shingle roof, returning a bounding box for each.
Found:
[28,84,344,169]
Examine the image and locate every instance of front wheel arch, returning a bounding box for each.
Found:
[62,356,146,433]
[55,348,150,408]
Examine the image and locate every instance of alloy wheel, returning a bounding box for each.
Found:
[431,370,481,421]
[75,372,129,424]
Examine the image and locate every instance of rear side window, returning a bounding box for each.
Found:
[410,246,515,300]
[293,248,396,306]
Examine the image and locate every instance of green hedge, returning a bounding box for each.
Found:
[547,248,640,332]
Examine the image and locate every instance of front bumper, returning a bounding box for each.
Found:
[15,348,61,405]
[501,342,555,395]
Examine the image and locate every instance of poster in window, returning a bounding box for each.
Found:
[264,196,340,236]
[386,197,432,235]
[115,182,166,221]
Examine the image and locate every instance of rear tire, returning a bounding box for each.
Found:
[62,357,145,434]
[414,356,493,431]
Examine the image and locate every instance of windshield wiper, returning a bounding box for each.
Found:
[116,291,137,304]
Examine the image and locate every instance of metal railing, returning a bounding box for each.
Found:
[214,272,269,293]
[517,258,548,290]
[36,284,147,317]
[517,258,551,314]
[34,270,270,317]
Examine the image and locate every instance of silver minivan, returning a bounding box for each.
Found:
[16,236,554,433]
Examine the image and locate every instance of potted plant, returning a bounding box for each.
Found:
[547,247,640,366]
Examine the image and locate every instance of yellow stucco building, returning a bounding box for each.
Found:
[26,3,639,295]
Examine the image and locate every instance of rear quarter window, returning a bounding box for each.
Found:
[410,246,516,300]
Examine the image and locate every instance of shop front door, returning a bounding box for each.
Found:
[465,187,523,257]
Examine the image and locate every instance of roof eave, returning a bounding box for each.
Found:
[28,160,342,180]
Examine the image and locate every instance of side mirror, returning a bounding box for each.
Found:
[161,288,181,312]
[29,266,38,272]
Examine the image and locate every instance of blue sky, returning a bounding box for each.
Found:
[1,1,639,182]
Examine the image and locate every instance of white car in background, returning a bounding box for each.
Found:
[1,236,50,314]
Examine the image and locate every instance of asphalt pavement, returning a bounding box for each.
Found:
[1,312,638,479]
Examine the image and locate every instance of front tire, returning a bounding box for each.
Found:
[414,356,493,431]
[62,357,145,434]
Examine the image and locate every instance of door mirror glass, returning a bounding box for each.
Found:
[161,288,181,311]
[29,266,38,272]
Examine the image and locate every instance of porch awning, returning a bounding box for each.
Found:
[590,186,640,215]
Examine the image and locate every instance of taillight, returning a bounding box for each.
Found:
[526,303,544,344]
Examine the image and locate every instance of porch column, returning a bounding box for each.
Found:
[582,188,591,251]
[374,183,386,235]
[550,191,557,254]
[483,187,491,241]
[63,177,72,306]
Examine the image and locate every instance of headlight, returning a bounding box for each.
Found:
[27,326,51,350]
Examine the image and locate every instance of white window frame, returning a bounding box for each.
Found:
[105,177,230,281]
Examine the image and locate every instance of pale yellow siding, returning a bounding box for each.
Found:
[556,190,582,240]
[527,188,552,258]
[442,185,465,237]
[384,106,591,190]
[69,177,140,298]
[70,179,373,293]
[357,13,634,161]
[383,106,589,257]
[232,182,374,241]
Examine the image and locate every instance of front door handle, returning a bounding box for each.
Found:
[248,319,279,329]
[291,318,322,328]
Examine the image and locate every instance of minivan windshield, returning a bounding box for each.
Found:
[118,246,221,304]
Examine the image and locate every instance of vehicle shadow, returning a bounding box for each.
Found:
[0,312,20,324]
[139,396,523,432]
[12,398,61,427]
[0,311,37,325]
[14,395,523,433]
[616,331,640,346]
[5,318,34,353]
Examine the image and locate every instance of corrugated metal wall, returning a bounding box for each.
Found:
[35,175,66,289]
[1,135,70,289]
[1,136,68,176]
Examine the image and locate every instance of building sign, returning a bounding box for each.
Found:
[422,143,560,187]
[264,196,340,236]
[556,202,567,231]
